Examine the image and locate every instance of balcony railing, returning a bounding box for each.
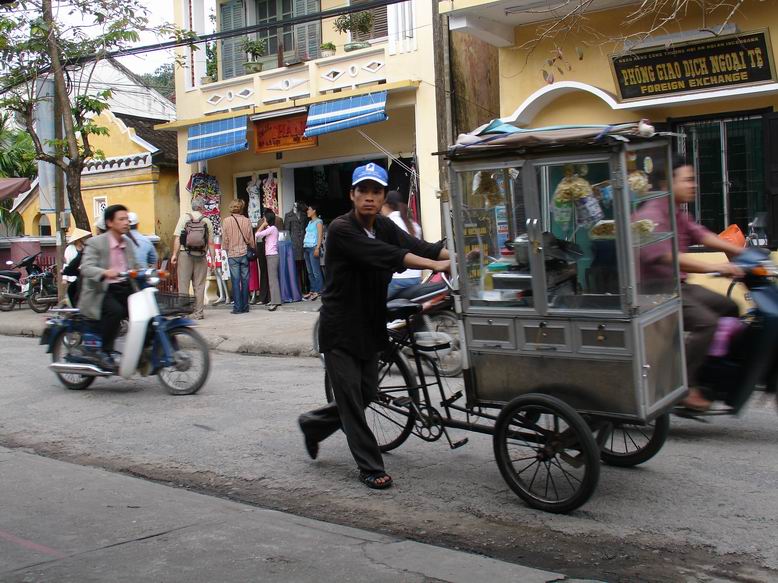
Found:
[198,45,390,116]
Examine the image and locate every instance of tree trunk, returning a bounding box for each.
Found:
[66,166,90,230]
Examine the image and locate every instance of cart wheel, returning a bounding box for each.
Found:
[598,414,670,467]
[493,393,600,514]
[324,348,417,453]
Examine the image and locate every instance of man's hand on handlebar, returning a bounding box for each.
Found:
[714,262,745,278]
[102,268,121,280]
[431,259,451,274]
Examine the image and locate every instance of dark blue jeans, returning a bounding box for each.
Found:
[228,255,250,312]
[304,247,324,293]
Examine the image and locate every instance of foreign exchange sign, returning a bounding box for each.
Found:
[611,30,776,100]
[254,113,317,154]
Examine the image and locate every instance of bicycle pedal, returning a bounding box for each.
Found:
[450,437,469,450]
[393,396,413,407]
[441,390,463,407]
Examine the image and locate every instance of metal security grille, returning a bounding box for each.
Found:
[677,117,765,234]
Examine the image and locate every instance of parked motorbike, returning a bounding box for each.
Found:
[312,272,463,377]
[26,264,59,313]
[387,273,463,377]
[0,252,57,312]
[41,269,210,394]
[674,247,778,420]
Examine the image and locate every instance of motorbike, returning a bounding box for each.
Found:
[41,269,210,395]
[386,272,463,377]
[0,252,57,312]
[674,247,778,420]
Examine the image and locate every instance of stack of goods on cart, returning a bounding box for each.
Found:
[552,165,604,229]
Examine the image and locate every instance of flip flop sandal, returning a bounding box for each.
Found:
[359,471,393,490]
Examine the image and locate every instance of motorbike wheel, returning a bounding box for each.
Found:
[598,414,670,467]
[493,393,600,513]
[51,332,95,390]
[158,328,210,395]
[28,290,51,313]
[0,281,17,312]
[425,311,463,377]
[324,346,418,453]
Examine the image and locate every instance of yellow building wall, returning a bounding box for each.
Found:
[499,3,778,124]
[81,167,158,232]
[89,111,149,158]
[173,1,444,239]
[154,168,181,258]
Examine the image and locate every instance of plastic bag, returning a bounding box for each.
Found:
[719,224,746,248]
[575,195,604,228]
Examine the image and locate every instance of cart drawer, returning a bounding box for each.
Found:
[466,317,516,350]
[518,320,572,353]
[575,322,632,356]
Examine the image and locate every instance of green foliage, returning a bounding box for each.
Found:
[0,113,34,236]
[241,37,267,60]
[320,42,336,51]
[139,63,175,99]
[205,42,218,79]
[333,11,374,36]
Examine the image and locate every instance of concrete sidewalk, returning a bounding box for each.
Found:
[0,446,581,583]
[0,301,320,358]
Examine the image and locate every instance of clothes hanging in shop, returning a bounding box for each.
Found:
[187,172,223,236]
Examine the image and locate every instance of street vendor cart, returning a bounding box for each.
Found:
[325,123,687,513]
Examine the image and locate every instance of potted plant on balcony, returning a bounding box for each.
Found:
[241,37,267,73]
[333,10,374,52]
[320,42,336,58]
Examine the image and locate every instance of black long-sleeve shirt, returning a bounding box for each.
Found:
[318,211,444,359]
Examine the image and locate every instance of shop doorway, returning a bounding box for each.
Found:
[676,116,765,234]
[292,158,386,222]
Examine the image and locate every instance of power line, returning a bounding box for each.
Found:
[0,0,409,94]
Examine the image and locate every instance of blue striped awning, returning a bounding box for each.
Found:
[186,116,249,163]
[304,92,388,137]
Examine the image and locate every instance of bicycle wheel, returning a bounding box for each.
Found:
[493,393,600,514]
[324,348,417,452]
[425,311,463,377]
[157,328,210,395]
[598,414,670,467]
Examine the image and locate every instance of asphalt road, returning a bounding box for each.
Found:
[1,336,777,582]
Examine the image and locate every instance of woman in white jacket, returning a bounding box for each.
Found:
[381,190,422,297]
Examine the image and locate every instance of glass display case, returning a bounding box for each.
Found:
[447,131,686,423]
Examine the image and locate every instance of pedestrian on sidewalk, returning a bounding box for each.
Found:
[171,197,214,320]
[255,210,281,312]
[298,163,450,490]
[222,199,256,314]
[302,203,324,301]
[127,212,158,269]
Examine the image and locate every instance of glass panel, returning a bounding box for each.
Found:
[458,167,531,308]
[631,191,680,308]
[540,161,621,311]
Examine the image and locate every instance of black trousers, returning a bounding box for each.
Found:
[101,282,132,352]
[682,282,739,386]
[299,349,384,474]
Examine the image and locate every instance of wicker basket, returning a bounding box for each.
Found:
[156,292,196,316]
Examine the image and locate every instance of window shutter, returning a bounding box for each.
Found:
[220,0,246,80]
[294,0,320,60]
[353,0,388,42]
[764,113,778,246]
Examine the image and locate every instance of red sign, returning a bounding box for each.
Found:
[254,113,317,154]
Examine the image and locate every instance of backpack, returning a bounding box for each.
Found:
[181,213,208,256]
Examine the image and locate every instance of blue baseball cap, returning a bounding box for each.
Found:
[352,163,388,187]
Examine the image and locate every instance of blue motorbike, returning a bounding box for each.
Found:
[41,270,210,394]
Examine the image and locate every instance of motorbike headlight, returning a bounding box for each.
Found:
[147,277,160,286]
